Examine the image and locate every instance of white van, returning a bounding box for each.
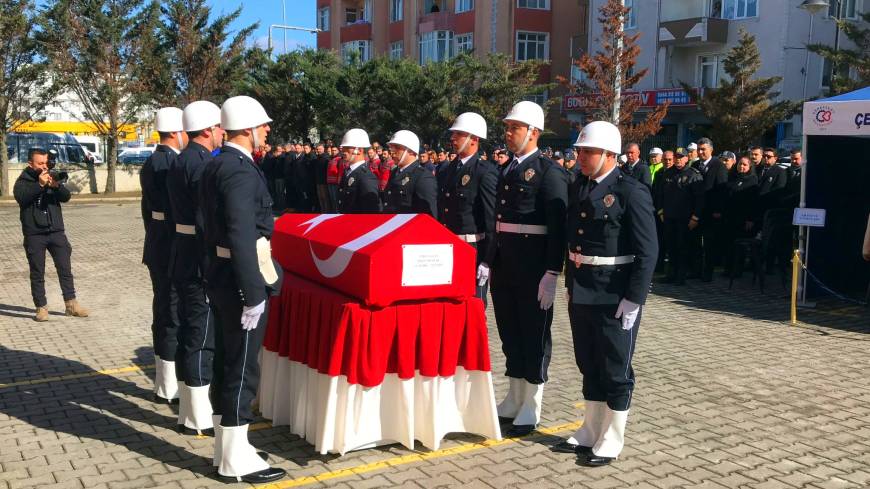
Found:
[73,135,105,163]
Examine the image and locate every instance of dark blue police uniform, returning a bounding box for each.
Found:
[491,149,568,385]
[167,141,215,389]
[383,160,437,217]
[337,162,380,213]
[140,145,180,379]
[565,167,657,412]
[437,154,497,305]
[199,144,281,427]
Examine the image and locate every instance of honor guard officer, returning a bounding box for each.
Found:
[141,107,186,405]
[337,128,380,213]
[438,112,497,306]
[383,130,437,216]
[491,101,568,437]
[199,96,285,484]
[167,100,225,436]
[553,121,657,467]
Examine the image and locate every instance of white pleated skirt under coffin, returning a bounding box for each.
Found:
[259,350,502,455]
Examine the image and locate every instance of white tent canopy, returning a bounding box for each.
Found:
[802,86,870,136]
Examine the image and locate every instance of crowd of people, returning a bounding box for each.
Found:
[253,135,803,285]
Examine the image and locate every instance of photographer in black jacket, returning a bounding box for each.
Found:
[13,147,89,321]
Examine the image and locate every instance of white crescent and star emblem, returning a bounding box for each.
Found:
[298,214,417,278]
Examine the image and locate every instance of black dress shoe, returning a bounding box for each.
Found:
[505,424,535,437]
[219,467,286,484]
[551,441,592,454]
[582,453,615,467]
[497,416,515,424]
[154,394,179,405]
[177,425,215,437]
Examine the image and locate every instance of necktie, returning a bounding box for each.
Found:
[504,158,519,176]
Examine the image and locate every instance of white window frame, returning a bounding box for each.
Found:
[721,0,759,20]
[515,31,549,62]
[697,54,723,89]
[345,7,358,24]
[317,7,330,31]
[624,0,637,29]
[419,30,455,64]
[517,0,549,9]
[829,0,862,19]
[390,0,403,22]
[524,91,548,107]
[390,40,404,59]
[342,40,372,64]
[456,33,473,53]
[456,0,474,13]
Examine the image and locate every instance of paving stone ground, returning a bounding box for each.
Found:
[0,202,868,489]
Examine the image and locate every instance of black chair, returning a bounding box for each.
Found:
[729,209,791,292]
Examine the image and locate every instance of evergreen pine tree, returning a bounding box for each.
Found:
[808,12,870,96]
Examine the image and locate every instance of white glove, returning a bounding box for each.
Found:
[476,263,490,287]
[614,298,640,331]
[537,272,558,310]
[241,300,266,331]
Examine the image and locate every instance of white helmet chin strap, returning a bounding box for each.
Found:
[251,127,260,151]
[209,127,218,151]
[516,125,533,156]
[456,134,470,156]
[590,150,607,178]
[176,132,184,150]
[399,149,409,166]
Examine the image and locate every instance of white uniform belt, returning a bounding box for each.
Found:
[216,246,231,259]
[568,252,635,266]
[151,211,165,221]
[175,224,195,235]
[496,222,547,235]
[457,233,485,243]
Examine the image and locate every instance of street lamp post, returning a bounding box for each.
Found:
[798,0,828,100]
[267,25,320,58]
[281,0,287,55]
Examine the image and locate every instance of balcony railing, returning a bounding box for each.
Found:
[418,10,456,33]
[659,0,728,46]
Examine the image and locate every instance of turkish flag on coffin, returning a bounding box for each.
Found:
[271,214,476,307]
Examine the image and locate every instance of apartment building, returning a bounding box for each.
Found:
[573,0,865,150]
[316,0,589,137]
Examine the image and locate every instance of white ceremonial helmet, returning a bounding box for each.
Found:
[449,112,488,139]
[387,130,420,154]
[154,107,183,133]
[572,120,622,155]
[182,101,221,132]
[339,128,372,149]
[221,96,272,131]
[504,100,545,131]
[649,147,663,156]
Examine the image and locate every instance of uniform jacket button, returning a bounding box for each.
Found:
[504,185,509,190]
[500,199,506,204]
[577,229,584,235]
[497,214,502,219]
[581,212,587,218]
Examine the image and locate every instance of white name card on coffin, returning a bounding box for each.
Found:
[271,213,476,307]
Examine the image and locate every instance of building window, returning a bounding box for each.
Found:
[363,0,372,22]
[624,0,637,29]
[524,91,548,107]
[424,0,440,13]
[456,0,474,13]
[516,31,549,62]
[345,7,358,24]
[342,40,371,64]
[698,54,722,88]
[419,30,455,64]
[456,33,473,53]
[721,0,758,19]
[390,41,404,59]
[829,0,861,19]
[317,7,330,31]
[518,0,549,9]
[821,58,856,89]
[390,0,403,22]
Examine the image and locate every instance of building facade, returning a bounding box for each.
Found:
[573,0,865,151]
[316,0,590,137]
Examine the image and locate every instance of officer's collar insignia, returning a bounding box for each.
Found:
[402,176,410,186]
[348,177,355,186]
[603,194,615,208]
[524,168,535,181]
[680,176,687,183]
[461,174,471,186]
